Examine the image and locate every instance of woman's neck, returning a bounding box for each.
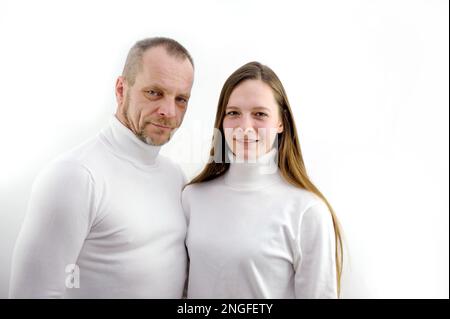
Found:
[224,148,283,190]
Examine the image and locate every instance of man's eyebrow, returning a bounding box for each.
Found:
[142,85,190,99]
[142,84,164,92]
[177,93,190,99]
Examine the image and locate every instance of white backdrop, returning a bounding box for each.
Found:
[0,0,448,298]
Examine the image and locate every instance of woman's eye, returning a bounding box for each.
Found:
[225,111,239,116]
[255,112,268,117]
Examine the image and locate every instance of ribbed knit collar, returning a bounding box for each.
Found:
[100,116,161,167]
[224,148,283,190]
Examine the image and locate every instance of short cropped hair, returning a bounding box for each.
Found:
[122,37,194,86]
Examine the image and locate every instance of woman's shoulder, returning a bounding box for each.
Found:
[278,177,320,201]
[275,179,329,216]
[183,175,225,196]
[276,184,334,239]
[181,176,225,216]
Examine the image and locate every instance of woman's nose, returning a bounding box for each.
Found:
[237,115,255,133]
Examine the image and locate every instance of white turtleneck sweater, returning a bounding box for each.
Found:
[182,149,337,299]
[9,116,187,298]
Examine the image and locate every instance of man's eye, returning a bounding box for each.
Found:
[147,90,161,96]
[176,97,188,104]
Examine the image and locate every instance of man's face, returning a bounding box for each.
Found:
[116,46,194,146]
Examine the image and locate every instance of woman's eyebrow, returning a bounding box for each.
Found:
[252,106,271,112]
[226,106,271,110]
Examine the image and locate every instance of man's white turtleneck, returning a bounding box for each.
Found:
[182,148,337,299]
[9,116,188,298]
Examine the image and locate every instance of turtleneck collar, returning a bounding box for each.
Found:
[99,115,161,167]
[224,148,283,190]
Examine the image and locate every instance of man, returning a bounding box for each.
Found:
[9,37,194,298]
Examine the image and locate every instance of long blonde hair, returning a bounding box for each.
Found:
[188,61,344,296]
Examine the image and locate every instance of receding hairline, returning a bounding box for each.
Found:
[122,37,194,85]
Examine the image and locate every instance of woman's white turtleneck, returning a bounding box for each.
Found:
[182,149,337,299]
[9,116,188,298]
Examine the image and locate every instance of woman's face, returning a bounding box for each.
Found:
[223,79,283,161]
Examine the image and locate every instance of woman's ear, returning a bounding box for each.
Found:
[277,121,284,134]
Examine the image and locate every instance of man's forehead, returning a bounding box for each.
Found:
[137,48,194,92]
[142,47,193,73]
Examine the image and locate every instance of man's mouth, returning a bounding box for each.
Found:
[149,122,173,130]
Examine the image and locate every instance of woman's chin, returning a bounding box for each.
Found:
[231,149,262,162]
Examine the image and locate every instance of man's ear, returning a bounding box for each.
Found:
[115,76,126,106]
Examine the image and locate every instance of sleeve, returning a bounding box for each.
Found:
[181,186,191,225]
[294,201,338,299]
[178,166,188,188]
[180,186,192,298]
[169,160,188,190]
[9,160,97,298]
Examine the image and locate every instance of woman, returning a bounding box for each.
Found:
[182,62,343,298]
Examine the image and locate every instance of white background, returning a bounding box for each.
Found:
[0,0,448,298]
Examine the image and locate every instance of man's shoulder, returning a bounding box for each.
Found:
[156,154,187,186]
[38,134,105,183]
[157,154,178,169]
[58,134,105,164]
[39,155,94,187]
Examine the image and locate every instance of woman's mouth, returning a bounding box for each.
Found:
[234,138,259,143]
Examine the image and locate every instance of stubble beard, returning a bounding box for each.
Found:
[122,96,175,146]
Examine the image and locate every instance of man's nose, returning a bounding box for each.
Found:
[157,98,177,117]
